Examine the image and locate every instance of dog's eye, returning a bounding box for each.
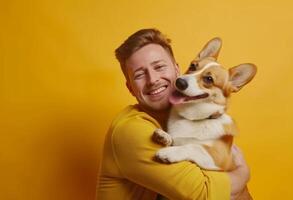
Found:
[203,76,214,84]
[189,63,198,71]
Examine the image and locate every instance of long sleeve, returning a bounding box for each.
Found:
[111,116,230,200]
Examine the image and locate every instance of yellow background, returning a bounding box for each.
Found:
[1,0,293,199]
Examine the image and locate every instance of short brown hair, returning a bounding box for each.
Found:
[115,28,175,79]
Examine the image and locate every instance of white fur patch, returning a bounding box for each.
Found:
[174,102,225,120]
[198,62,220,73]
[189,61,220,76]
[182,75,204,96]
[168,111,233,140]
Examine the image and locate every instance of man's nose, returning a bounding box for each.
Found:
[147,70,160,85]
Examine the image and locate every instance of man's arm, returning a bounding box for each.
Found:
[227,145,251,200]
[112,117,231,199]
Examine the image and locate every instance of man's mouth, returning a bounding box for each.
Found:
[147,85,168,96]
[169,90,209,105]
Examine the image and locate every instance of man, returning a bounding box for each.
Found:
[97,28,250,199]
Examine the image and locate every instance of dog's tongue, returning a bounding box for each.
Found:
[169,91,186,105]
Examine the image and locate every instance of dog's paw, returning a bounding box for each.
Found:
[152,129,172,146]
[155,147,185,163]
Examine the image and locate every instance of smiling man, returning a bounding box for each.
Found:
[124,42,179,129]
[96,29,251,200]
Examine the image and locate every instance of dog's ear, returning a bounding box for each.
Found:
[229,63,257,92]
[197,37,222,60]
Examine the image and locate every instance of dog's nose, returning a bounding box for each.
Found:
[176,78,188,90]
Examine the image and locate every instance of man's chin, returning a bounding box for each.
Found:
[142,101,171,112]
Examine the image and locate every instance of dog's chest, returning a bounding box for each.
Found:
[167,113,234,140]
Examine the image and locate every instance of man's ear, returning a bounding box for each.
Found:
[126,81,135,97]
[229,63,257,92]
[197,37,222,61]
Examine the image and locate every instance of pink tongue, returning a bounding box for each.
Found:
[169,91,186,105]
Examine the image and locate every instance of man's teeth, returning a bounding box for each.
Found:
[149,86,167,95]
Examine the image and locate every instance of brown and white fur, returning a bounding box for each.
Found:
[153,37,256,172]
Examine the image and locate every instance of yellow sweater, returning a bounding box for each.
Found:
[97,105,230,200]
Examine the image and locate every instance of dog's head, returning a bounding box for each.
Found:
[169,38,257,120]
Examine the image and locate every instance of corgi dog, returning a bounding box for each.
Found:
[153,38,257,172]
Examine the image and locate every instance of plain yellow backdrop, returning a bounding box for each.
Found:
[1,0,293,199]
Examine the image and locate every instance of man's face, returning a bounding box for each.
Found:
[125,44,179,111]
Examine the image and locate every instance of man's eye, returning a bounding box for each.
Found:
[189,63,198,71]
[203,76,214,84]
[156,65,166,70]
[134,73,145,79]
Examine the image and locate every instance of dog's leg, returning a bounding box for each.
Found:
[155,144,220,170]
[152,129,173,146]
[155,146,190,163]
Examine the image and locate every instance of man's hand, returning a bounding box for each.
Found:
[227,145,252,200]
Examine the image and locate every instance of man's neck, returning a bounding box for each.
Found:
[138,105,170,131]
